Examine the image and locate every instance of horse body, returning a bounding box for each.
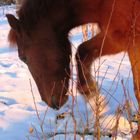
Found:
[6,0,140,138]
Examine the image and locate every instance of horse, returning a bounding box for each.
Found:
[6,0,140,138]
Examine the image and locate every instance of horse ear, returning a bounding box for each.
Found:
[6,14,20,31]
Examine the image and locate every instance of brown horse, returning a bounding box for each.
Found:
[6,0,140,138]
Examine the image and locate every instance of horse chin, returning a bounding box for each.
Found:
[43,94,68,110]
[54,95,68,110]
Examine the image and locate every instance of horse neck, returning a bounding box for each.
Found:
[47,0,101,35]
[67,0,101,29]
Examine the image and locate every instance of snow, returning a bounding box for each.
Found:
[0,5,138,140]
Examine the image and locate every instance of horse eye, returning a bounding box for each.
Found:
[20,56,27,64]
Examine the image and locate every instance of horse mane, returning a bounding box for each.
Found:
[8,0,59,45]
[18,0,68,31]
[8,0,71,45]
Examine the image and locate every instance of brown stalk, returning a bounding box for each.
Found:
[29,79,46,140]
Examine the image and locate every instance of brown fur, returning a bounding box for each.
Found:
[6,0,140,138]
[8,29,17,46]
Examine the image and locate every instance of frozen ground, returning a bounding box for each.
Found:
[0,5,138,140]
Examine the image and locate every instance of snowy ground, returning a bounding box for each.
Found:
[0,5,138,140]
